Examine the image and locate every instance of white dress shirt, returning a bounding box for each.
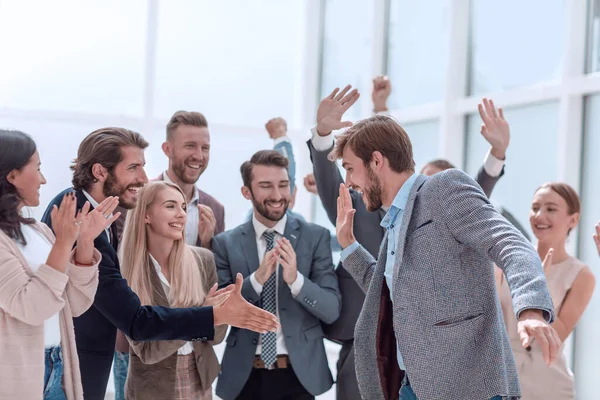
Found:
[82,190,113,243]
[15,224,61,347]
[163,171,200,246]
[148,253,194,355]
[249,214,305,356]
[310,127,506,178]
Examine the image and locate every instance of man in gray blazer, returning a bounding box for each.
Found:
[328,86,560,400]
[308,84,509,400]
[213,150,341,400]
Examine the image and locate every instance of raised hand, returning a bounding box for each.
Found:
[198,205,217,248]
[77,196,121,243]
[372,75,392,112]
[254,248,278,285]
[594,222,600,257]
[478,98,510,160]
[303,173,317,195]
[51,192,81,247]
[265,117,287,139]
[316,85,360,136]
[213,273,280,333]
[336,183,356,249]
[275,238,297,285]
[203,283,234,307]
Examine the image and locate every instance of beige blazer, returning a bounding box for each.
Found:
[0,222,100,400]
[125,246,227,399]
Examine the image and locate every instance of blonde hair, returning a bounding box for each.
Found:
[120,181,206,307]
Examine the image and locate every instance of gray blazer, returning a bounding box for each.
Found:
[212,214,341,399]
[343,170,555,400]
[306,139,503,342]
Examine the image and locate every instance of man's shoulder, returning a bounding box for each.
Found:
[420,169,477,194]
[197,188,224,213]
[213,222,246,242]
[294,215,329,237]
[47,188,74,205]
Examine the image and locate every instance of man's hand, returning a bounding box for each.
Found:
[213,273,280,333]
[316,85,360,136]
[478,98,510,160]
[372,75,391,113]
[198,205,217,248]
[517,309,561,366]
[336,183,356,249]
[254,248,278,285]
[203,283,234,307]
[266,117,287,140]
[594,222,600,257]
[275,238,298,285]
[303,173,318,195]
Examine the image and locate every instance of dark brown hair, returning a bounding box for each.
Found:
[71,127,149,191]
[536,182,581,215]
[420,159,456,173]
[166,111,208,141]
[328,115,415,173]
[240,150,289,188]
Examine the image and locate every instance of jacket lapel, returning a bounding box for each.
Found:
[240,220,260,276]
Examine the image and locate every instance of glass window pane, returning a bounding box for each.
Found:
[464,102,559,239]
[587,0,600,72]
[0,0,147,116]
[387,0,450,108]
[573,94,600,399]
[153,0,305,128]
[321,0,374,121]
[469,0,564,95]
[403,120,441,172]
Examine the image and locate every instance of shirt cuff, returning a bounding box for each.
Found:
[250,272,263,295]
[288,273,305,297]
[310,126,335,152]
[340,241,360,262]
[483,150,505,178]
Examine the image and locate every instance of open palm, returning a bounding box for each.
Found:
[336,183,356,249]
[316,85,360,136]
[78,196,121,242]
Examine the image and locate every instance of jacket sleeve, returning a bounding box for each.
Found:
[65,248,101,317]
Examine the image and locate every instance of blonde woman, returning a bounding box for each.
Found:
[0,129,118,400]
[120,181,229,399]
[496,182,595,399]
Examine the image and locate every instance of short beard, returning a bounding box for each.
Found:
[251,193,289,222]
[104,172,136,210]
[364,165,383,212]
[172,156,205,185]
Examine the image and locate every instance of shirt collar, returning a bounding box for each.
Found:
[82,189,114,227]
[273,136,292,146]
[252,213,287,239]
[149,253,170,288]
[380,173,418,229]
[163,171,199,205]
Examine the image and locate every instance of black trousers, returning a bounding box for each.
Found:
[236,366,314,400]
[336,339,362,400]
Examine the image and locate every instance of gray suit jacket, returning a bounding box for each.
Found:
[307,139,502,342]
[212,215,341,399]
[343,170,555,400]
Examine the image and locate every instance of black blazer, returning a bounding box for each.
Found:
[42,189,216,400]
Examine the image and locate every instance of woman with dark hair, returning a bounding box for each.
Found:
[496,182,595,399]
[0,129,119,400]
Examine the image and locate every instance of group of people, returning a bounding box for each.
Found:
[0,75,597,400]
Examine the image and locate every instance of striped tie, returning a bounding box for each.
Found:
[260,231,277,366]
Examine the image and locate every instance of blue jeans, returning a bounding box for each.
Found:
[400,376,504,400]
[44,346,67,400]
[113,351,130,400]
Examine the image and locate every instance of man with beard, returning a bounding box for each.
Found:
[157,111,225,249]
[212,150,341,400]
[327,90,560,399]
[41,128,280,400]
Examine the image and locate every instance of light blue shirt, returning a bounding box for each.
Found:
[341,173,418,372]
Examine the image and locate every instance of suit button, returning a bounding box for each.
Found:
[201,337,208,341]
[191,338,198,341]
[253,339,258,345]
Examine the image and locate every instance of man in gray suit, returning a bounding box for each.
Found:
[329,87,560,399]
[308,83,509,400]
[213,150,341,400]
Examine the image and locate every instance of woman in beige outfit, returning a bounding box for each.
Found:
[120,182,229,400]
[0,130,119,399]
[496,182,595,399]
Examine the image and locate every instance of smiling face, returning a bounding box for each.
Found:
[145,186,187,241]
[103,146,148,209]
[242,164,290,223]
[530,186,579,244]
[342,146,384,212]
[7,150,47,207]
[167,124,210,185]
